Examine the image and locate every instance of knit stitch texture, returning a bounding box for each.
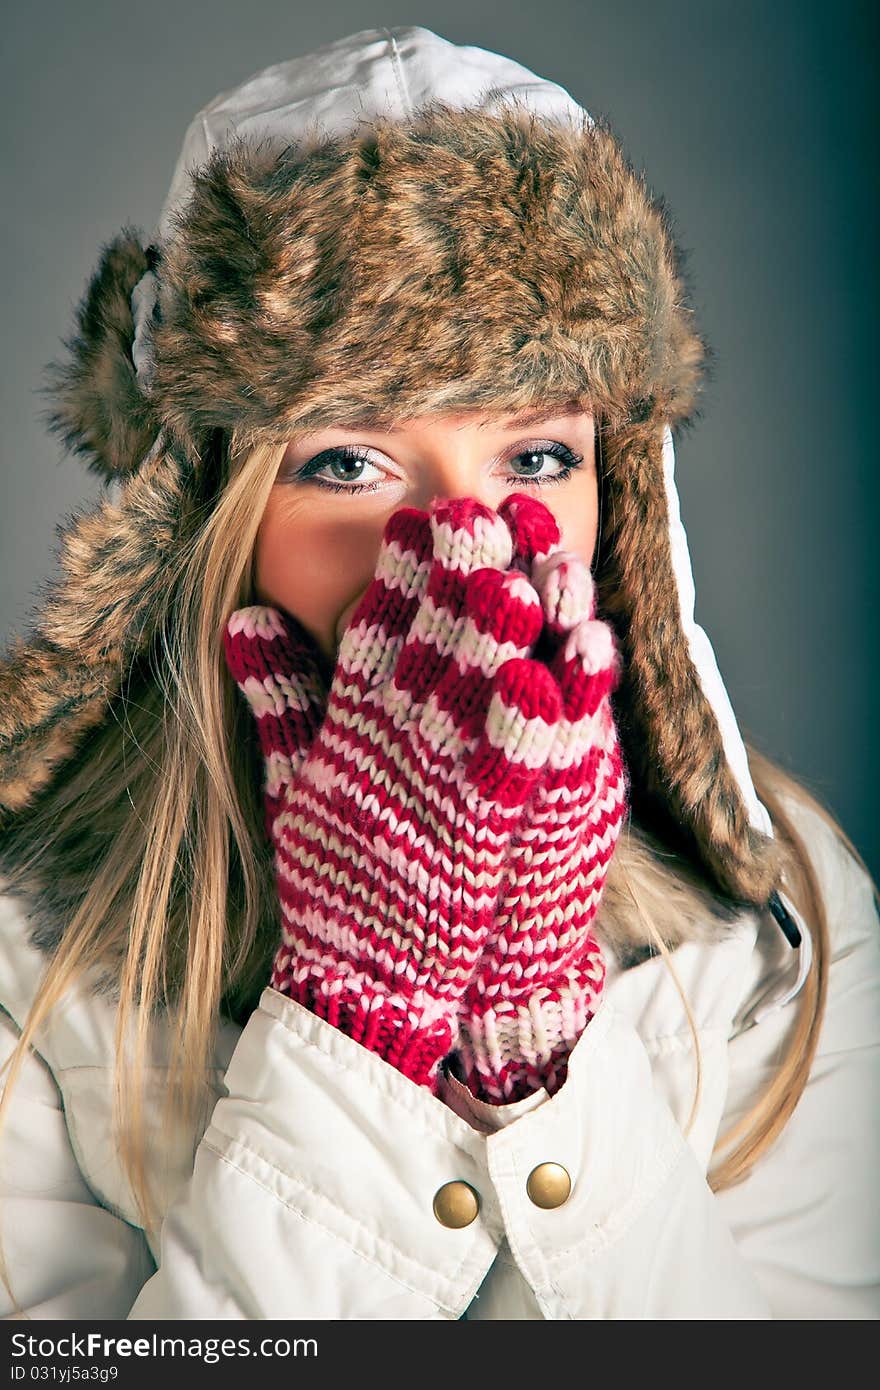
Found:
[224,494,627,1099]
[455,494,628,1101]
[226,498,565,1090]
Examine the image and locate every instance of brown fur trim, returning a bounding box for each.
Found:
[597,418,783,904]
[40,103,705,468]
[40,231,160,481]
[0,448,200,815]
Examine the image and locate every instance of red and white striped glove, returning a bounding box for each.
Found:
[223,498,563,1093]
[453,494,629,1104]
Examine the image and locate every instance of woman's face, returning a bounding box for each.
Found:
[254,407,600,661]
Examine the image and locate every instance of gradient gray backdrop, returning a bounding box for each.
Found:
[2,1,877,882]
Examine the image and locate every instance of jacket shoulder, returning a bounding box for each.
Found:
[714,789,880,1316]
[776,785,877,948]
[0,879,57,1029]
[0,879,124,1063]
[733,785,879,1034]
[0,879,239,1231]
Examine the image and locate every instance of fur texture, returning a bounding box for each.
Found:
[143,106,705,459]
[598,421,782,903]
[40,233,159,482]
[0,100,780,955]
[0,448,201,813]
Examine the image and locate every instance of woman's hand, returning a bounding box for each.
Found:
[453,494,629,1104]
[223,499,564,1093]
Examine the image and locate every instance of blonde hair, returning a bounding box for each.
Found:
[0,433,873,1286]
[0,435,287,1239]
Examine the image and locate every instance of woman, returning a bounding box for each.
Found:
[0,26,877,1320]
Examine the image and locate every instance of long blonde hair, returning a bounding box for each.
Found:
[0,433,872,1246]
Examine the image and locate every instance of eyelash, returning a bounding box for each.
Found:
[291,442,585,494]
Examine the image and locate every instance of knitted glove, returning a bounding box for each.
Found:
[223,498,564,1093]
[453,494,629,1104]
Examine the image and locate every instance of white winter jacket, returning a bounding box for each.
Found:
[0,788,877,1321]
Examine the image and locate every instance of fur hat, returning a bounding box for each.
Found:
[0,26,785,925]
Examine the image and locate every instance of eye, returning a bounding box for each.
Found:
[291,445,386,492]
[286,439,586,495]
[503,442,584,487]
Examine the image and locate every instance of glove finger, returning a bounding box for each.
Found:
[464,656,562,806]
[336,507,433,688]
[224,604,328,787]
[463,568,545,660]
[544,620,624,792]
[532,551,597,637]
[419,569,544,748]
[497,493,562,576]
[430,497,513,581]
[393,498,512,705]
[549,617,621,724]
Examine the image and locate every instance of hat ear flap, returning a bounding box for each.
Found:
[0,438,201,819]
[40,229,160,483]
[596,419,782,905]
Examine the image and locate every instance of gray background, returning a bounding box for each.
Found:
[2,1,877,882]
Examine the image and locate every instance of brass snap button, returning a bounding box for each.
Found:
[433,1180,480,1229]
[526,1162,571,1209]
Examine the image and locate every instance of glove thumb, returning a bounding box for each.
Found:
[223,605,328,798]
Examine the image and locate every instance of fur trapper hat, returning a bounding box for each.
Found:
[0,26,788,926]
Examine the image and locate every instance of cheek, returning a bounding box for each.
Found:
[253,492,387,657]
[542,469,600,568]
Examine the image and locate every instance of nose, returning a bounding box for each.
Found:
[408,451,498,514]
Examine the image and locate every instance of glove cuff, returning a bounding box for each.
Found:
[456,963,605,1104]
[274,956,457,1093]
